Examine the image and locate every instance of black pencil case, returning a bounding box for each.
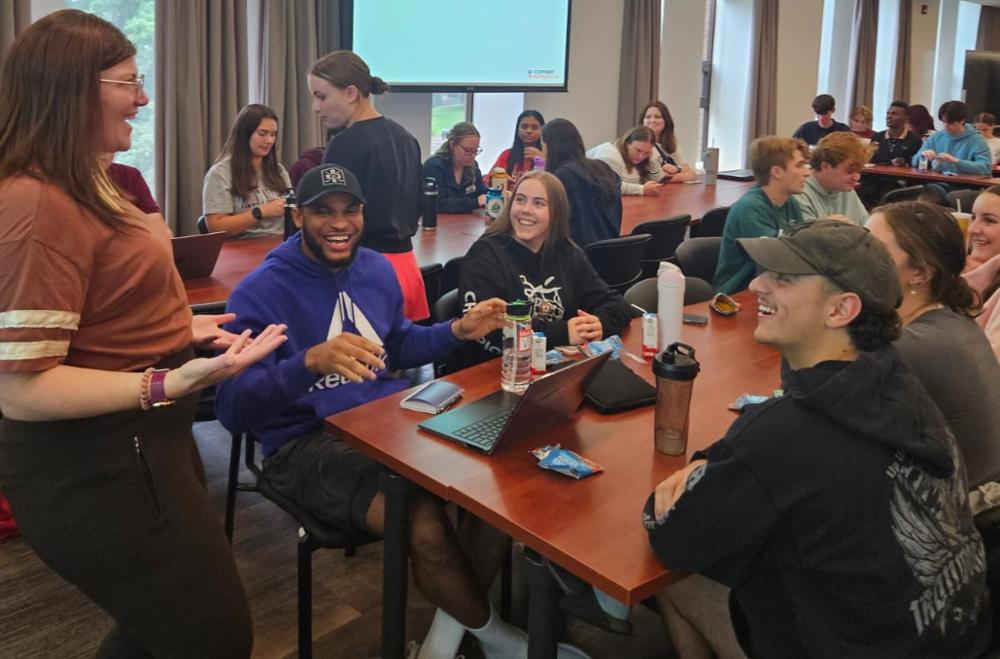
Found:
[584,358,657,414]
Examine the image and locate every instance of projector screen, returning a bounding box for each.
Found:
[349,0,572,92]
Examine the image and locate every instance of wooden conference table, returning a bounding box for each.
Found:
[861,163,1000,188]
[327,290,779,658]
[183,179,755,307]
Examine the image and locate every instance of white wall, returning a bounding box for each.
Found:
[910,0,940,108]
[660,0,709,171]
[776,0,824,136]
[375,92,433,158]
[523,0,623,148]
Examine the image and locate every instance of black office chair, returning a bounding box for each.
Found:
[419,263,444,325]
[690,206,730,238]
[624,276,714,314]
[880,185,924,204]
[190,302,228,422]
[441,256,465,296]
[224,433,377,659]
[432,288,462,324]
[583,234,652,294]
[675,237,723,283]
[946,189,981,213]
[630,214,692,278]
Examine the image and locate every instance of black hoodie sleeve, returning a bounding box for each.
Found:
[643,438,780,586]
[570,246,632,339]
[458,239,507,356]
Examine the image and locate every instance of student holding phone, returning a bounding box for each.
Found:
[587,125,668,196]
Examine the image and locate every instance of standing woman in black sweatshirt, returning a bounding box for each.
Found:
[457,170,630,365]
[307,50,429,320]
[541,118,623,246]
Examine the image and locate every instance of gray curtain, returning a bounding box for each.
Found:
[155,0,248,236]
[893,0,911,102]
[978,6,1000,52]
[850,0,879,110]
[0,0,31,78]
[257,1,322,169]
[746,0,779,143]
[315,0,343,54]
[616,0,661,136]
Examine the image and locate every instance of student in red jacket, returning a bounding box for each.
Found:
[484,110,545,190]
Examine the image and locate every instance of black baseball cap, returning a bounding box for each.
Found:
[296,164,366,207]
[736,220,902,309]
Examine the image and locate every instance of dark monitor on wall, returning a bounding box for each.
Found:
[963,50,1000,120]
[346,0,572,92]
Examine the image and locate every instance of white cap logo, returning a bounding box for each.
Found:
[321,166,346,187]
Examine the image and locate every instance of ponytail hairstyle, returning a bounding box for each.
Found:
[434,121,481,159]
[872,201,982,317]
[308,50,390,97]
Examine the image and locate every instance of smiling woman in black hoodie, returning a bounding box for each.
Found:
[458,170,630,365]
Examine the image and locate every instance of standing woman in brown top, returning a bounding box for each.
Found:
[0,10,286,657]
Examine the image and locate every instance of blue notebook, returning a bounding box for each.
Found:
[399,380,463,414]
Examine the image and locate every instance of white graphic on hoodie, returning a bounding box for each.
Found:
[519,275,563,322]
[886,447,986,638]
[309,292,384,392]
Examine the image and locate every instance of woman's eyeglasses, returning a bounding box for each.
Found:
[100,74,145,97]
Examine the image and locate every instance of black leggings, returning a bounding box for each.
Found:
[0,351,252,658]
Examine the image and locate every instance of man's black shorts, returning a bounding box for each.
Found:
[262,430,381,533]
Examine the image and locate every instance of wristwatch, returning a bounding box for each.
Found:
[251,205,263,221]
[148,369,175,408]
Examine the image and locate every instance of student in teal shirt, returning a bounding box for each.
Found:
[713,137,810,293]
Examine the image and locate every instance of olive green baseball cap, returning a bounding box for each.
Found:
[736,220,902,309]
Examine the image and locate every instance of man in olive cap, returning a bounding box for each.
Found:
[645,221,990,658]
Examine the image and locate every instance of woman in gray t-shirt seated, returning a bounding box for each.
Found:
[202,104,291,238]
[866,203,1000,501]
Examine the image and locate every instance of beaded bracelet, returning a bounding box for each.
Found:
[139,367,154,411]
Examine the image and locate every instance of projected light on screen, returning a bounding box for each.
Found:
[350,0,571,92]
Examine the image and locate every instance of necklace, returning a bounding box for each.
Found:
[901,302,944,325]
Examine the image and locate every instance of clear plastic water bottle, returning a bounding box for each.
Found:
[918,155,928,172]
[501,300,533,393]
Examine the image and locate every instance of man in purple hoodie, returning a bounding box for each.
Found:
[216,165,541,657]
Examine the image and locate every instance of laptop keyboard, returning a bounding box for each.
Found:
[453,409,514,451]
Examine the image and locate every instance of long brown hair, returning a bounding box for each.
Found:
[0,9,135,226]
[216,104,288,200]
[873,201,982,317]
[615,125,657,178]
[486,171,571,252]
[638,101,677,153]
[309,50,389,96]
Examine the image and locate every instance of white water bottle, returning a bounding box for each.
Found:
[657,262,685,351]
